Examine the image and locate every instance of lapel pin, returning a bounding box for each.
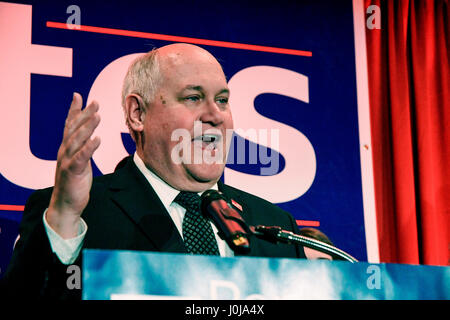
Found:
[231,199,243,212]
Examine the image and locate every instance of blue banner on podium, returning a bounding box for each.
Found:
[82,249,450,300]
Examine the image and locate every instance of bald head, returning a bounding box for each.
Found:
[157,43,216,60]
[156,43,226,86]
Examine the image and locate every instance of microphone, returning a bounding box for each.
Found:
[200,190,251,254]
[200,190,358,262]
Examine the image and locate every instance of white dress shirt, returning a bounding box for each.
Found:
[43,153,233,265]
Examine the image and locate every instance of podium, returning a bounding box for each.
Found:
[82,249,450,300]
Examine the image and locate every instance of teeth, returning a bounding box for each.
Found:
[194,134,220,142]
[202,135,216,142]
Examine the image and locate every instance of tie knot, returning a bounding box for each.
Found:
[174,191,201,213]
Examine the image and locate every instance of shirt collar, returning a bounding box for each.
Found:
[132,153,218,211]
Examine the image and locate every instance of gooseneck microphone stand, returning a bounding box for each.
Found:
[250,225,358,263]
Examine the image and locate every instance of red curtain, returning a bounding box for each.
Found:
[365,0,449,265]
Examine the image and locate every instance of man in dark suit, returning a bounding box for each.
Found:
[2,43,305,299]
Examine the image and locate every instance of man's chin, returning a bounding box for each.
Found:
[184,163,224,185]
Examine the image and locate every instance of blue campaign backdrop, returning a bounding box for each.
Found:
[0,0,371,276]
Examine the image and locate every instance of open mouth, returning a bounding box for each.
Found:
[192,133,222,150]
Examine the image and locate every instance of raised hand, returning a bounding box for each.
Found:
[46,93,101,239]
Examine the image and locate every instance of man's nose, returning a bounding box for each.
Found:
[199,99,224,126]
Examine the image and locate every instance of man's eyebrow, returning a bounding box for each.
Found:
[184,85,203,92]
[216,88,230,95]
[182,85,229,95]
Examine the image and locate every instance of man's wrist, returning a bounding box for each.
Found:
[43,209,87,264]
[46,206,82,239]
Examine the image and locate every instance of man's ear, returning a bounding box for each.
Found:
[124,94,145,132]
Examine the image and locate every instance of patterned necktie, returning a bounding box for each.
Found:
[174,191,220,255]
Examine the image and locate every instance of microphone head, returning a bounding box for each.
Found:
[200,189,251,254]
[200,189,226,214]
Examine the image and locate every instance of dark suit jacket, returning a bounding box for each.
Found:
[2,156,305,299]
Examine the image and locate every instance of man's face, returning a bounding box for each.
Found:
[139,45,233,192]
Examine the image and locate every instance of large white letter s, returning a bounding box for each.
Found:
[225,66,316,203]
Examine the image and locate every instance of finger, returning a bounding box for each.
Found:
[63,92,83,139]
[64,100,99,141]
[65,92,83,124]
[69,136,101,174]
[64,113,101,158]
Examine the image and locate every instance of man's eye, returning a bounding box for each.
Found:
[184,95,200,102]
[216,97,229,104]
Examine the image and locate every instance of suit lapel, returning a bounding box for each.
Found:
[218,181,250,221]
[218,182,264,257]
[108,157,187,253]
